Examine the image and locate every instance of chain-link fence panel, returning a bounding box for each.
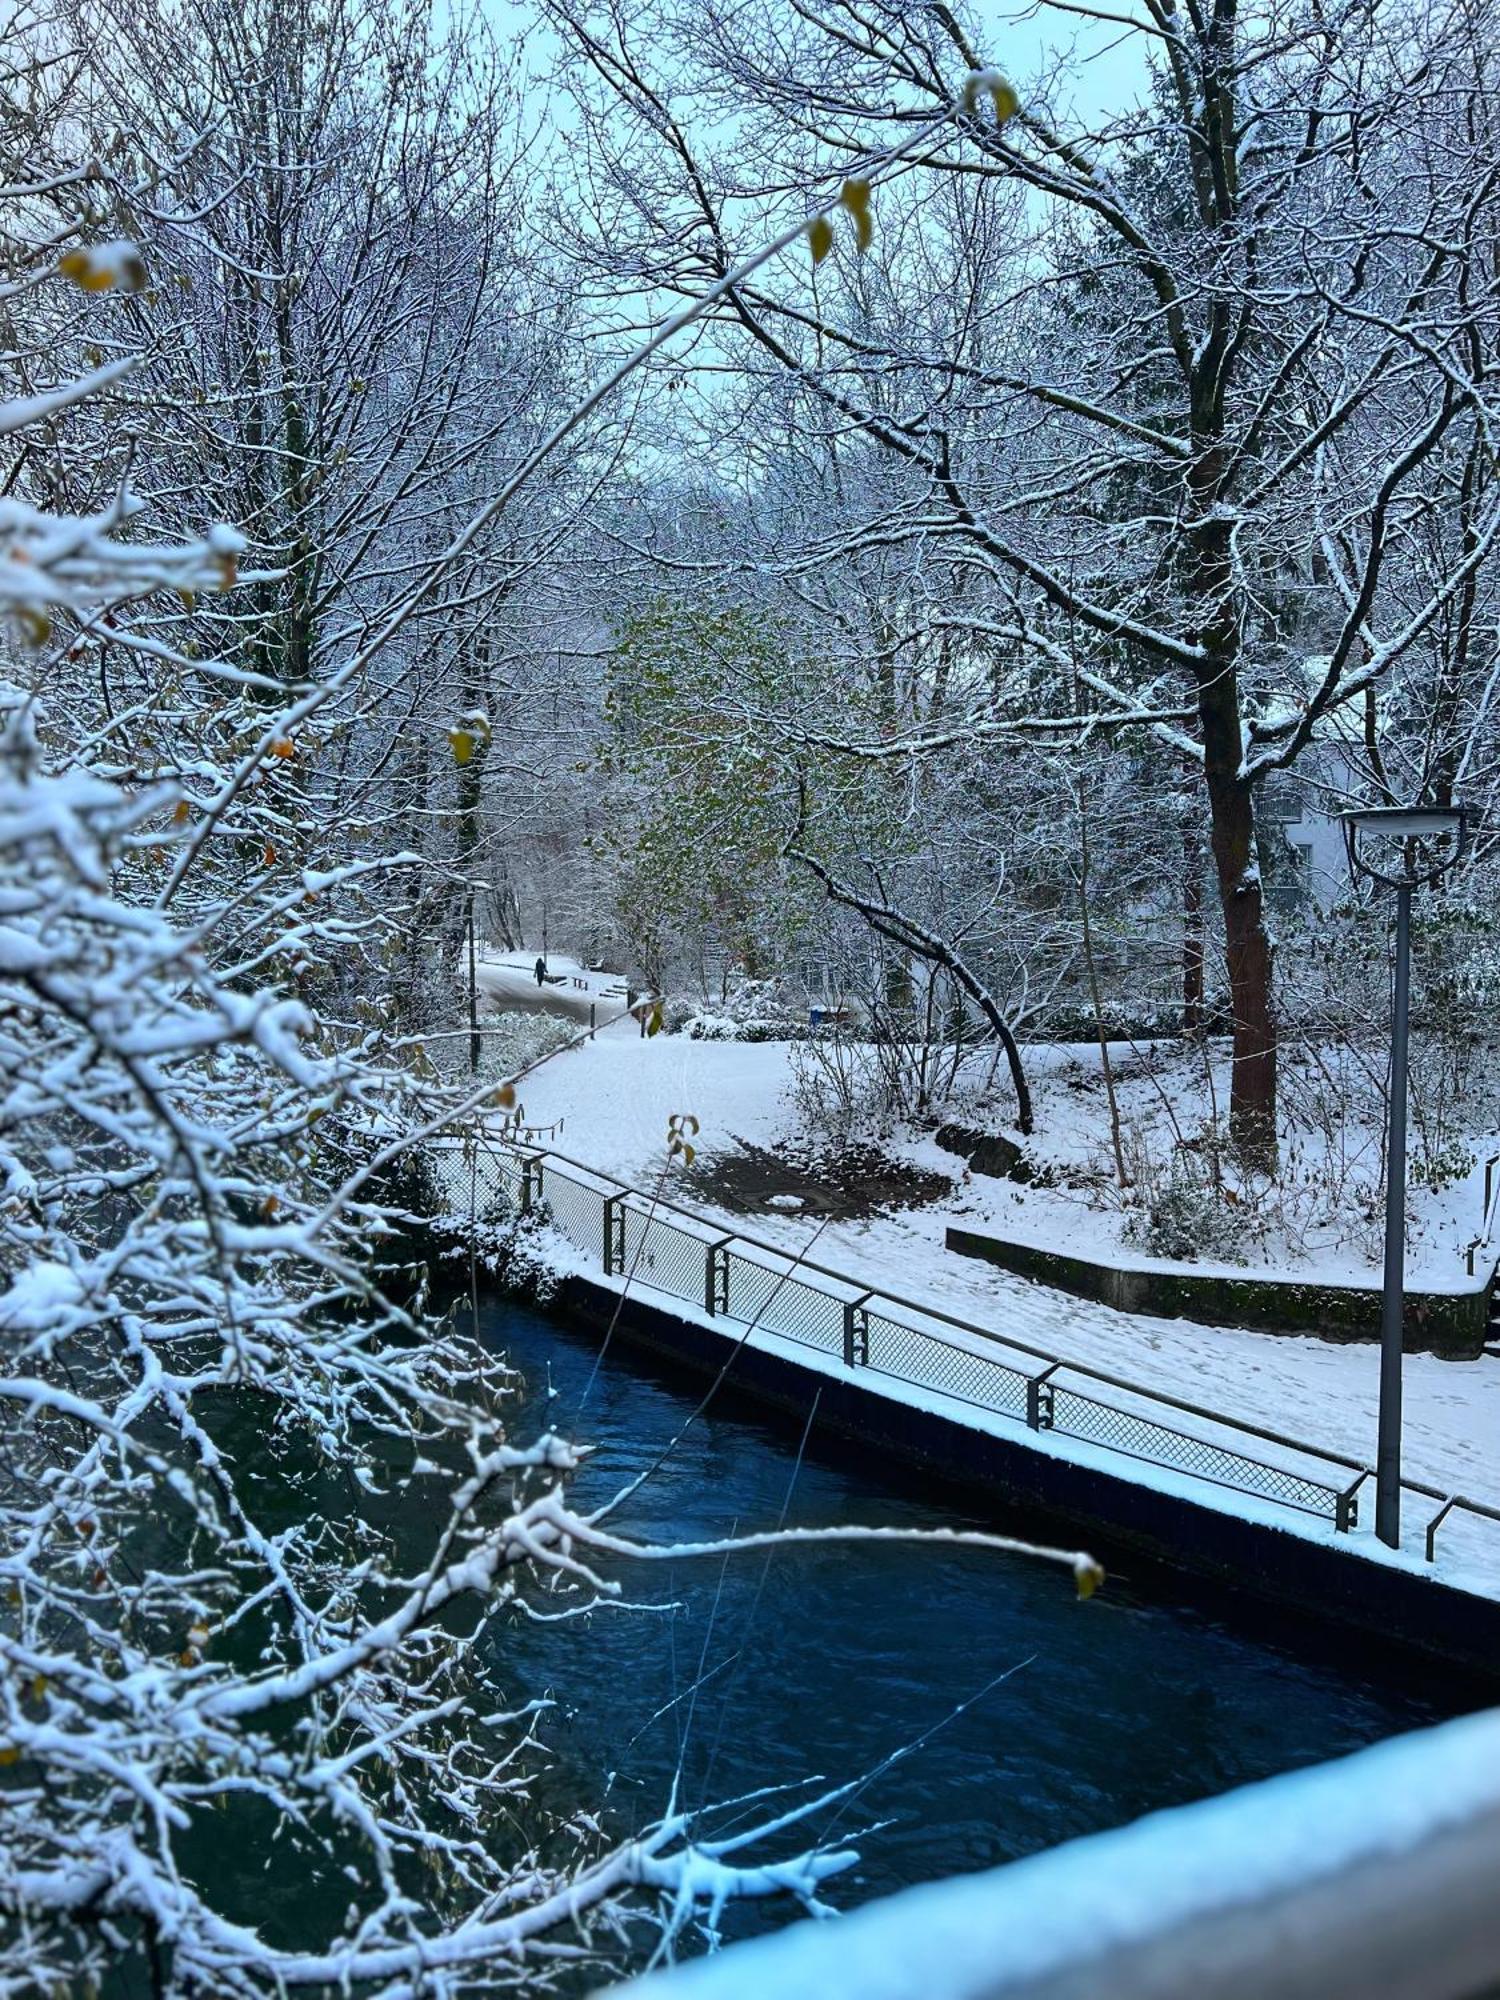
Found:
[620,1206,714,1307]
[428,1144,516,1220]
[477,1148,523,1211]
[723,1253,844,1357]
[864,1309,1031,1421]
[1049,1385,1343,1521]
[535,1167,606,1261]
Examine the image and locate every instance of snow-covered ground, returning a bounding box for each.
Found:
[983,1038,1492,1290]
[474,950,632,1026]
[508,1027,1500,1519]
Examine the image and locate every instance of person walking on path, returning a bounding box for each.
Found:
[534,955,546,987]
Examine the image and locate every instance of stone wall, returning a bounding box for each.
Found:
[946,1227,1490,1358]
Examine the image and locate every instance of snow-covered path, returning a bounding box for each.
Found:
[510,1030,1500,1516]
[474,951,631,1027]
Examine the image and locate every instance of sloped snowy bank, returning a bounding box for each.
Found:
[506,1029,1500,1522]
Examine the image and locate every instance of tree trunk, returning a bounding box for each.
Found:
[1182,822,1205,1037]
[1188,383,1277,1165]
[1078,793,1130,1188]
[1199,666,1276,1166]
[885,951,914,1013]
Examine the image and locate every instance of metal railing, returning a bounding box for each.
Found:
[431,1137,1500,1568]
[1464,1150,1500,1276]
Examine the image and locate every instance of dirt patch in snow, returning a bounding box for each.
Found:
[684,1134,951,1221]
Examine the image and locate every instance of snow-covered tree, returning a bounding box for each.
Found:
[545,0,1500,1165]
[0,26,1110,1982]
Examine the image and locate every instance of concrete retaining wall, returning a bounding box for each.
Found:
[946,1227,1490,1358]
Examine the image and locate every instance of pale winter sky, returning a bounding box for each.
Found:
[489,0,1156,137]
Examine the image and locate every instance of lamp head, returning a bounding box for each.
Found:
[1340,805,1465,889]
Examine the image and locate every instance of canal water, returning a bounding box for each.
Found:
[478,1295,1453,1942]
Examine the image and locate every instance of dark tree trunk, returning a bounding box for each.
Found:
[1182,823,1205,1037]
[1199,665,1276,1166]
[1188,433,1277,1167]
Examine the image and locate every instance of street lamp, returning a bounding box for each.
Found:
[1340,804,1466,1549]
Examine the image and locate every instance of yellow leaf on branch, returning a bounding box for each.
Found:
[839,179,873,251]
[1074,1557,1106,1600]
[962,69,1020,124]
[448,710,491,766]
[58,240,148,294]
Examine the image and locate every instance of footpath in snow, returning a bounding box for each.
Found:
[474,951,632,1028]
[506,1027,1500,1525]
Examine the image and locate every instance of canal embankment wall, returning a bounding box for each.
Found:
[537,1265,1500,1683]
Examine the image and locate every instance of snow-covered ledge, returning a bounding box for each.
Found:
[608,1708,1500,2000]
[947,1224,1490,1357]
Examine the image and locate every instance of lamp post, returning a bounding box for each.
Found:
[1340,805,1465,1549]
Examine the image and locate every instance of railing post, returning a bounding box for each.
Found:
[602,1194,625,1276]
[1026,1362,1059,1432]
[1425,1493,1459,1562]
[1336,1472,1366,1534]
[519,1152,543,1215]
[705,1238,731,1316]
[843,1293,871,1368]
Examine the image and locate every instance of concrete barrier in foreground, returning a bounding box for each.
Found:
[606,1706,1500,2000]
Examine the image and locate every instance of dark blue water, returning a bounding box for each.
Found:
[478,1297,1450,1933]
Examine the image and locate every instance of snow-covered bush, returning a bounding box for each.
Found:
[686,1012,785,1042]
[1122,1153,1265,1265]
[1278,892,1500,1207]
[682,976,800,1041]
[788,1029,901,1145]
[417,1008,576,1089]
[432,1171,564,1303]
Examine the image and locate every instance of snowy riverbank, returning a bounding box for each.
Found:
[506,1027,1500,1519]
